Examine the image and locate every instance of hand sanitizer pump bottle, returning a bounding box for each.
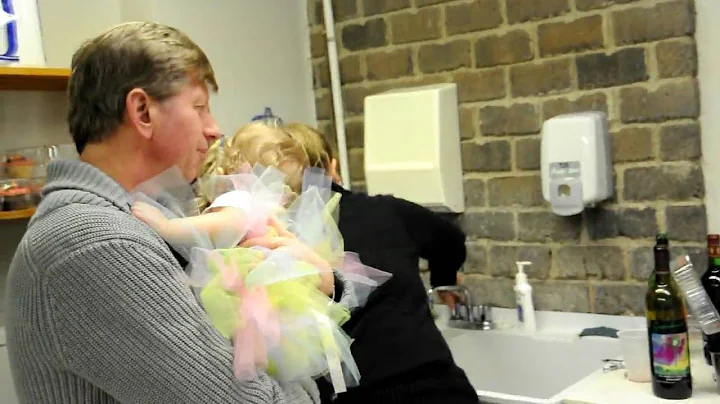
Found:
[514,261,536,332]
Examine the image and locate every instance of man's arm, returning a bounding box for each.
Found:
[389,196,467,287]
[47,237,317,404]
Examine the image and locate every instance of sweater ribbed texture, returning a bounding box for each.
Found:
[4,160,321,404]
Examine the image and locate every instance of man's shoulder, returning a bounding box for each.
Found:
[24,203,167,264]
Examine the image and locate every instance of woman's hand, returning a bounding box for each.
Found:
[436,273,464,308]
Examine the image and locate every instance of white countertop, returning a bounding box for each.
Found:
[558,330,718,403]
[560,352,717,403]
[436,307,720,403]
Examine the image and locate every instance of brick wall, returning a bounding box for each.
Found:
[308,0,705,315]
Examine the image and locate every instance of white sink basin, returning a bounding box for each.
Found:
[435,308,631,404]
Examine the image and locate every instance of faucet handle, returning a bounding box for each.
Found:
[429,285,473,307]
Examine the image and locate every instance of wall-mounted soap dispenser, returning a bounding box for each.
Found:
[363,83,464,213]
[540,111,613,216]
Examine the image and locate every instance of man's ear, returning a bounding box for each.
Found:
[125,88,153,140]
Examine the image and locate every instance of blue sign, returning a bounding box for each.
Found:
[1,0,19,62]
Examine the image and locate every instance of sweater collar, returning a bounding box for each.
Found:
[41,159,134,213]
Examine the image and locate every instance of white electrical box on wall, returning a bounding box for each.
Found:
[363,83,465,213]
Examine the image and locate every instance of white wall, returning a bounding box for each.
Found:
[696,0,720,233]
[149,0,317,133]
[37,0,124,67]
[36,0,317,134]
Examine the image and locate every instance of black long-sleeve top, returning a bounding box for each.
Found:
[329,183,472,395]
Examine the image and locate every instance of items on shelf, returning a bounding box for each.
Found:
[0,143,76,212]
[0,179,41,211]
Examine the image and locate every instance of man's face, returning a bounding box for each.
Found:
[150,82,221,182]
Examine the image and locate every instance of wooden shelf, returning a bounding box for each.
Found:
[0,67,71,91]
[0,208,36,220]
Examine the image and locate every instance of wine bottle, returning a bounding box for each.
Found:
[646,233,692,400]
[702,234,720,365]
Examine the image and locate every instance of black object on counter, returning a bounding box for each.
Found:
[579,326,619,338]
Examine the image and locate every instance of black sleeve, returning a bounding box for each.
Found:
[389,196,467,287]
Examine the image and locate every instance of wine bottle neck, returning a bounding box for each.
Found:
[653,245,671,280]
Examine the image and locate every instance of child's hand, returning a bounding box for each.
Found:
[240,236,335,296]
[267,215,293,238]
[132,201,169,229]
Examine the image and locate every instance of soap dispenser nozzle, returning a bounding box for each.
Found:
[516,261,532,279]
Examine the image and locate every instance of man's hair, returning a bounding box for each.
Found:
[68,21,219,154]
[282,122,338,173]
[197,122,310,210]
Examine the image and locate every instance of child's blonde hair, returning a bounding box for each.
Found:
[197,121,310,210]
[282,122,337,176]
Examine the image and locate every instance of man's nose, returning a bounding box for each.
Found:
[204,118,222,143]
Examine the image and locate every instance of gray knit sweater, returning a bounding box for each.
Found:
[5,160,347,404]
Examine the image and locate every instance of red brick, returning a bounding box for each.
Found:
[343,86,372,116]
[656,39,697,79]
[349,148,365,181]
[366,49,413,81]
[576,0,637,11]
[453,68,506,103]
[576,48,647,90]
[516,137,540,170]
[538,15,604,57]
[480,103,540,135]
[613,1,694,46]
[340,55,363,84]
[510,59,572,98]
[363,0,409,16]
[474,30,533,68]
[611,127,653,163]
[459,107,477,140]
[416,0,453,5]
[507,0,569,24]
[542,93,608,121]
[310,30,327,58]
[488,175,544,207]
[315,92,333,120]
[418,40,471,73]
[445,0,502,35]
[345,120,364,149]
[390,8,441,45]
[341,19,388,51]
[620,80,699,123]
[660,123,701,161]
[313,59,330,88]
[461,140,512,172]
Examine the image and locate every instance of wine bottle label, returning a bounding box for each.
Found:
[650,331,691,380]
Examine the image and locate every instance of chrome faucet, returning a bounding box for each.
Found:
[428,285,493,330]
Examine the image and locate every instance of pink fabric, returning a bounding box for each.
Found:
[339,252,392,283]
[217,256,281,379]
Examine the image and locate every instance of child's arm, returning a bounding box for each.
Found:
[132,202,249,249]
[240,235,335,297]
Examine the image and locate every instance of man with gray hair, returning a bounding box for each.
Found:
[4,22,332,403]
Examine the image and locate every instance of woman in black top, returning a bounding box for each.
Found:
[282,122,478,404]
